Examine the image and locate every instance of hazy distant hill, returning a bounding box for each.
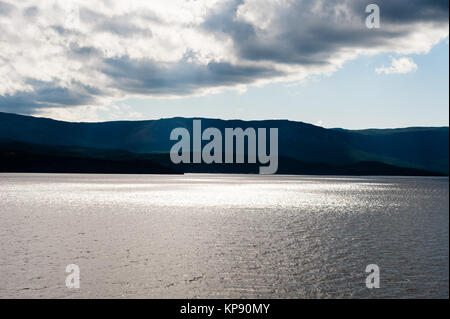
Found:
[0,112,448,175]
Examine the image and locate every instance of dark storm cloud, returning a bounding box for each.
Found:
[0,80,101,113]
[201,0,449,65]
[101,54,283,96]
[351,0,449,23]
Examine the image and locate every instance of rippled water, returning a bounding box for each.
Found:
[0,174,448,299]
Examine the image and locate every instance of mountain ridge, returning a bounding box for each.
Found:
[0,111,448,175]
[2,111,447,130]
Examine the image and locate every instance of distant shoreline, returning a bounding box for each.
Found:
[1,150,446,177]
[1,172,448,178]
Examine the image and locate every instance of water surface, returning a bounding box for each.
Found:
[0,174,448,298]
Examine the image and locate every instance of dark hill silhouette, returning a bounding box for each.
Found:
[0,112,448,175]
[0,140,444,176]
[0,141,181,174]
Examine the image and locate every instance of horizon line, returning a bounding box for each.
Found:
[0,111,449,131]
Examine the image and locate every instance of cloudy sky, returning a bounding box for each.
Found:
[0,0,448,128]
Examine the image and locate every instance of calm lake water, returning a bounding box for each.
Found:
[0,174,448,299]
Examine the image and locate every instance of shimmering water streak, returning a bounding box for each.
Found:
[0,174,448,298]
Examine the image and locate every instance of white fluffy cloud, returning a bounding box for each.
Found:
[376,57,419,75]
[0,0,448,115]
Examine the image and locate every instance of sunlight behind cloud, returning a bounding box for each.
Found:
[0,0,448,116]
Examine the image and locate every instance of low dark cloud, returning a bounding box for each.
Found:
[101,55,283,96]
[0,80,101,113]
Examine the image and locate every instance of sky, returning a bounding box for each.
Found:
[0,0,448,129]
